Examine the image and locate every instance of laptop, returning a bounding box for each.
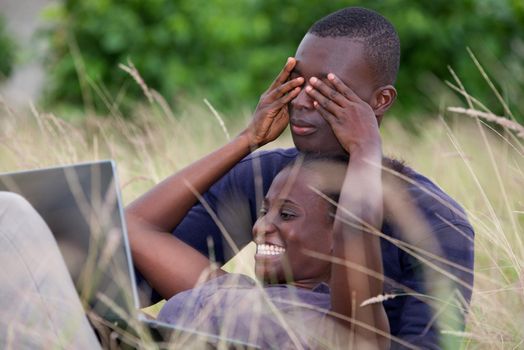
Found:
[0,160,257,348]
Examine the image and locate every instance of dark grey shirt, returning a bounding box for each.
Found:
[158,273,332,348]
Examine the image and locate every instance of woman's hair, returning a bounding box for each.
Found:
[280,153,408,218]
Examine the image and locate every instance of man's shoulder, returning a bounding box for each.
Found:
[402,166,471,229]
[210,148,298,197]
[229,147,299,176]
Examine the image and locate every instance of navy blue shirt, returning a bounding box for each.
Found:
[141,148,474,349]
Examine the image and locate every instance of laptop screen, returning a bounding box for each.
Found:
[0,161,140,325]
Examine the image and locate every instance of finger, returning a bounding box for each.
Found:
[269,57,296,90]
[275,86,302,106]
[326,73,363,103]
[268,77,304,100]
[313,100,338,125]
[308,76,348,107]
[305,85,343,116]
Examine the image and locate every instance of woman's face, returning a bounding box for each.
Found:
[252,167,334,287]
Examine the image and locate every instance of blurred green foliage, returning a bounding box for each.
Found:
[0,16,15,81]
[41,0,524,122]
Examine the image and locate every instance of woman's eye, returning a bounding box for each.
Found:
[280,211,296,220]
[259,207,268,217]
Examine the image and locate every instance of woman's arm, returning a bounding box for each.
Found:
[126,135,253,299]
[305,73,389,348]
[126,58,304,299]
[330,144,388,348]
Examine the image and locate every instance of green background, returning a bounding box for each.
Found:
[2,0,523,122]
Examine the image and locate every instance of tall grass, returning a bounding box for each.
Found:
[1,75,523,348]
[383,117,523,348]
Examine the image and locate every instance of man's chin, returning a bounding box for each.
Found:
[295,142,347,156]
[293,137,347,156]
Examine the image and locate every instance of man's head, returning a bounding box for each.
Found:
[289,7,400,154]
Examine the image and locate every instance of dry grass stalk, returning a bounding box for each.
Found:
[203,98,231,140]
[360,294,397,307]
[447,106,524,139]
[118,60,154,103]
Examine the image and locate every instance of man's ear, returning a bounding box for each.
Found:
[372,85,397,125]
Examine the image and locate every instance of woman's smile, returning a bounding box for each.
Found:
[256,243,286,257]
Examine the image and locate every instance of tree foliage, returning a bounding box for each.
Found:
[0,16,15,81]
[42,0,524,121]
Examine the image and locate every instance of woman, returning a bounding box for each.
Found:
[126,58,389,348]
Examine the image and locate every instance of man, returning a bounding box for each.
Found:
[137,7,474,349]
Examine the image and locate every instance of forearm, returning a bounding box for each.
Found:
[125,133,253,296]
[127,215,224,298]
[330,145,388,346]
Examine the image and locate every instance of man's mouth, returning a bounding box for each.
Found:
[290,122,317,136]
[256,243,286,256]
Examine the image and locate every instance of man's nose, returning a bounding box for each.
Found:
[290,83,314,110]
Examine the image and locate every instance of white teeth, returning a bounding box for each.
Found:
[257,244,286,256]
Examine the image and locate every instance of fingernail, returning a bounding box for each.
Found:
[305,86,313,92]
[327,73,335,80]
[310,77,318,84]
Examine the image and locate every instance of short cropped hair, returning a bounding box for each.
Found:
[281,153,407,212]
[308,7,400,86]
